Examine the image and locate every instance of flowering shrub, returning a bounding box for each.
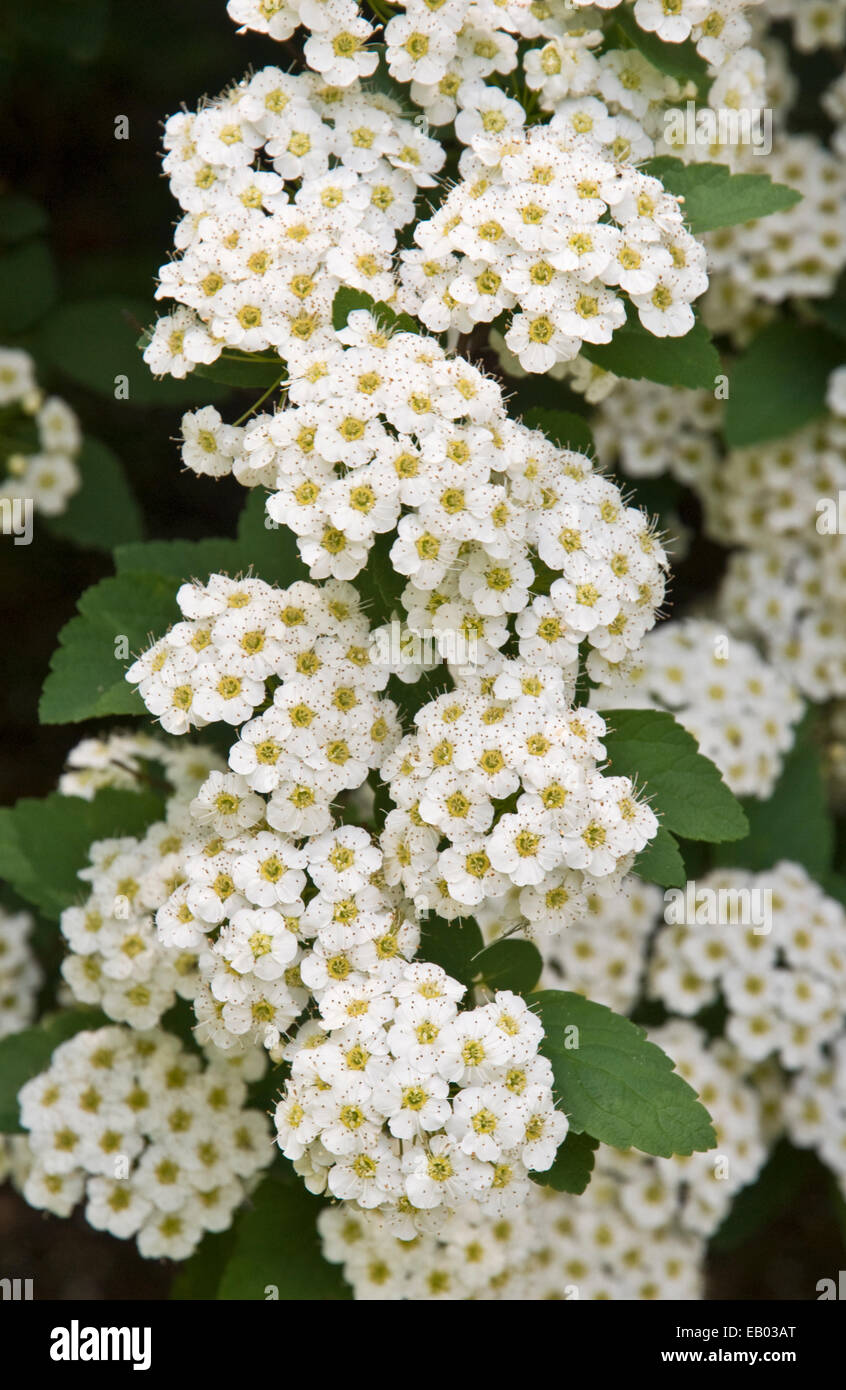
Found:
[2,0,846,1304]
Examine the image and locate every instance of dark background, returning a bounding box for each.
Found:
[0,0,844,1299]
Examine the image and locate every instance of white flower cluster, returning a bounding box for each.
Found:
[571,0,765,59]
[650,863,846,1068]
[18,1025,272,1260]
[720,536,846,701]
[592,379,846,703]
[126,571,399,777]
[318,1171,705,1300]
[703,137,846,315]
[592,376,720,480]
[57,729,221,802]
[400,118,708,372]
[57,741,230,1032]
[216,325,669,679]
[703,414,846,546]
[317,1018,767,1298]
[538,876,662,1013]
[144,67,442,380]
[592,618,803,798]
[783,1031,846,1200]
[764,0,846,53]
[719,518,846,706]
[0,347,81,517]
[0,906,41,1039]
[385,678,659,927]
[59,811,203,1033]
[276,968,565,1218]
[594,1021,766,1238]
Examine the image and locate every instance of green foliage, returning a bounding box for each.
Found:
[710,1139,819,1254]
[332,286,421,337]
[521,406,595,456]
[723,320,845,447]
[116,489,307,590]
[581,308,721,390]
[0,1008,108,1132]
[45,437,144,551]
[813,270,846,341]
[474,939,543,994]
[39,571,179,724]
[0,788,164,920]
[534,990,716,1157]
[601,708,748,842]
[633,826,687,889]
[169,1230,237,1300]
[216,1167,351,1301]
[613,10,710,89]
[0,238,58,335]
[353,529,406,627]
[531,1130,598,1196]
[191,351,286,389]
[418,914,484,991]
[713,715,833,878]
[40,492,307,726]
[644,157,802,234]
[0,193,49,245]
[38,296,225,403]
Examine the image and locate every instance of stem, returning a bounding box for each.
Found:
[232,372,287,428]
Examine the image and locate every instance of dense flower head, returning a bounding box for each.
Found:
[144,67,443,379]
[195,324,669,679]
[318,1171,705,1300]
[649,863,846,1068]
[783,1029,846,1200]
[591,617,803,798]
[384,674,659,922]
[17,1025,272,1259]
[400,118,708,370]
[538,875,661,1012]
[0,346,81,517]
[275,966,565,1221]
[0,906,41,1039]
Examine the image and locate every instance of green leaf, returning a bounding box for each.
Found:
[643,157,802,235]
[38,297,226,404]
[581,309,721,390]
[235,488,310,588]
[217,1169,351,1300]
[191,351,286,389]
[0,1009,108,1132]
[353,528,407,627]
[418,914,484,992]
[601,708,748,843]
[474,939,543,994]
[633,826,686,888]
[0,239,58,334]
[614,10,709,89]
[723,320,845,447]
[44,437,144,551]
[0,194,49,245]
[522,406,595,457]
[39,571,180,725]
[332,286,420,337]
[710,1139,817,1253]
[170,1229,237,1300]
[114,493,307,590]
[0,788,163,920]
[713,715,833,878]
[531,1130,598,1195]
[813,271,846,342]
[533,990,716,1157]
